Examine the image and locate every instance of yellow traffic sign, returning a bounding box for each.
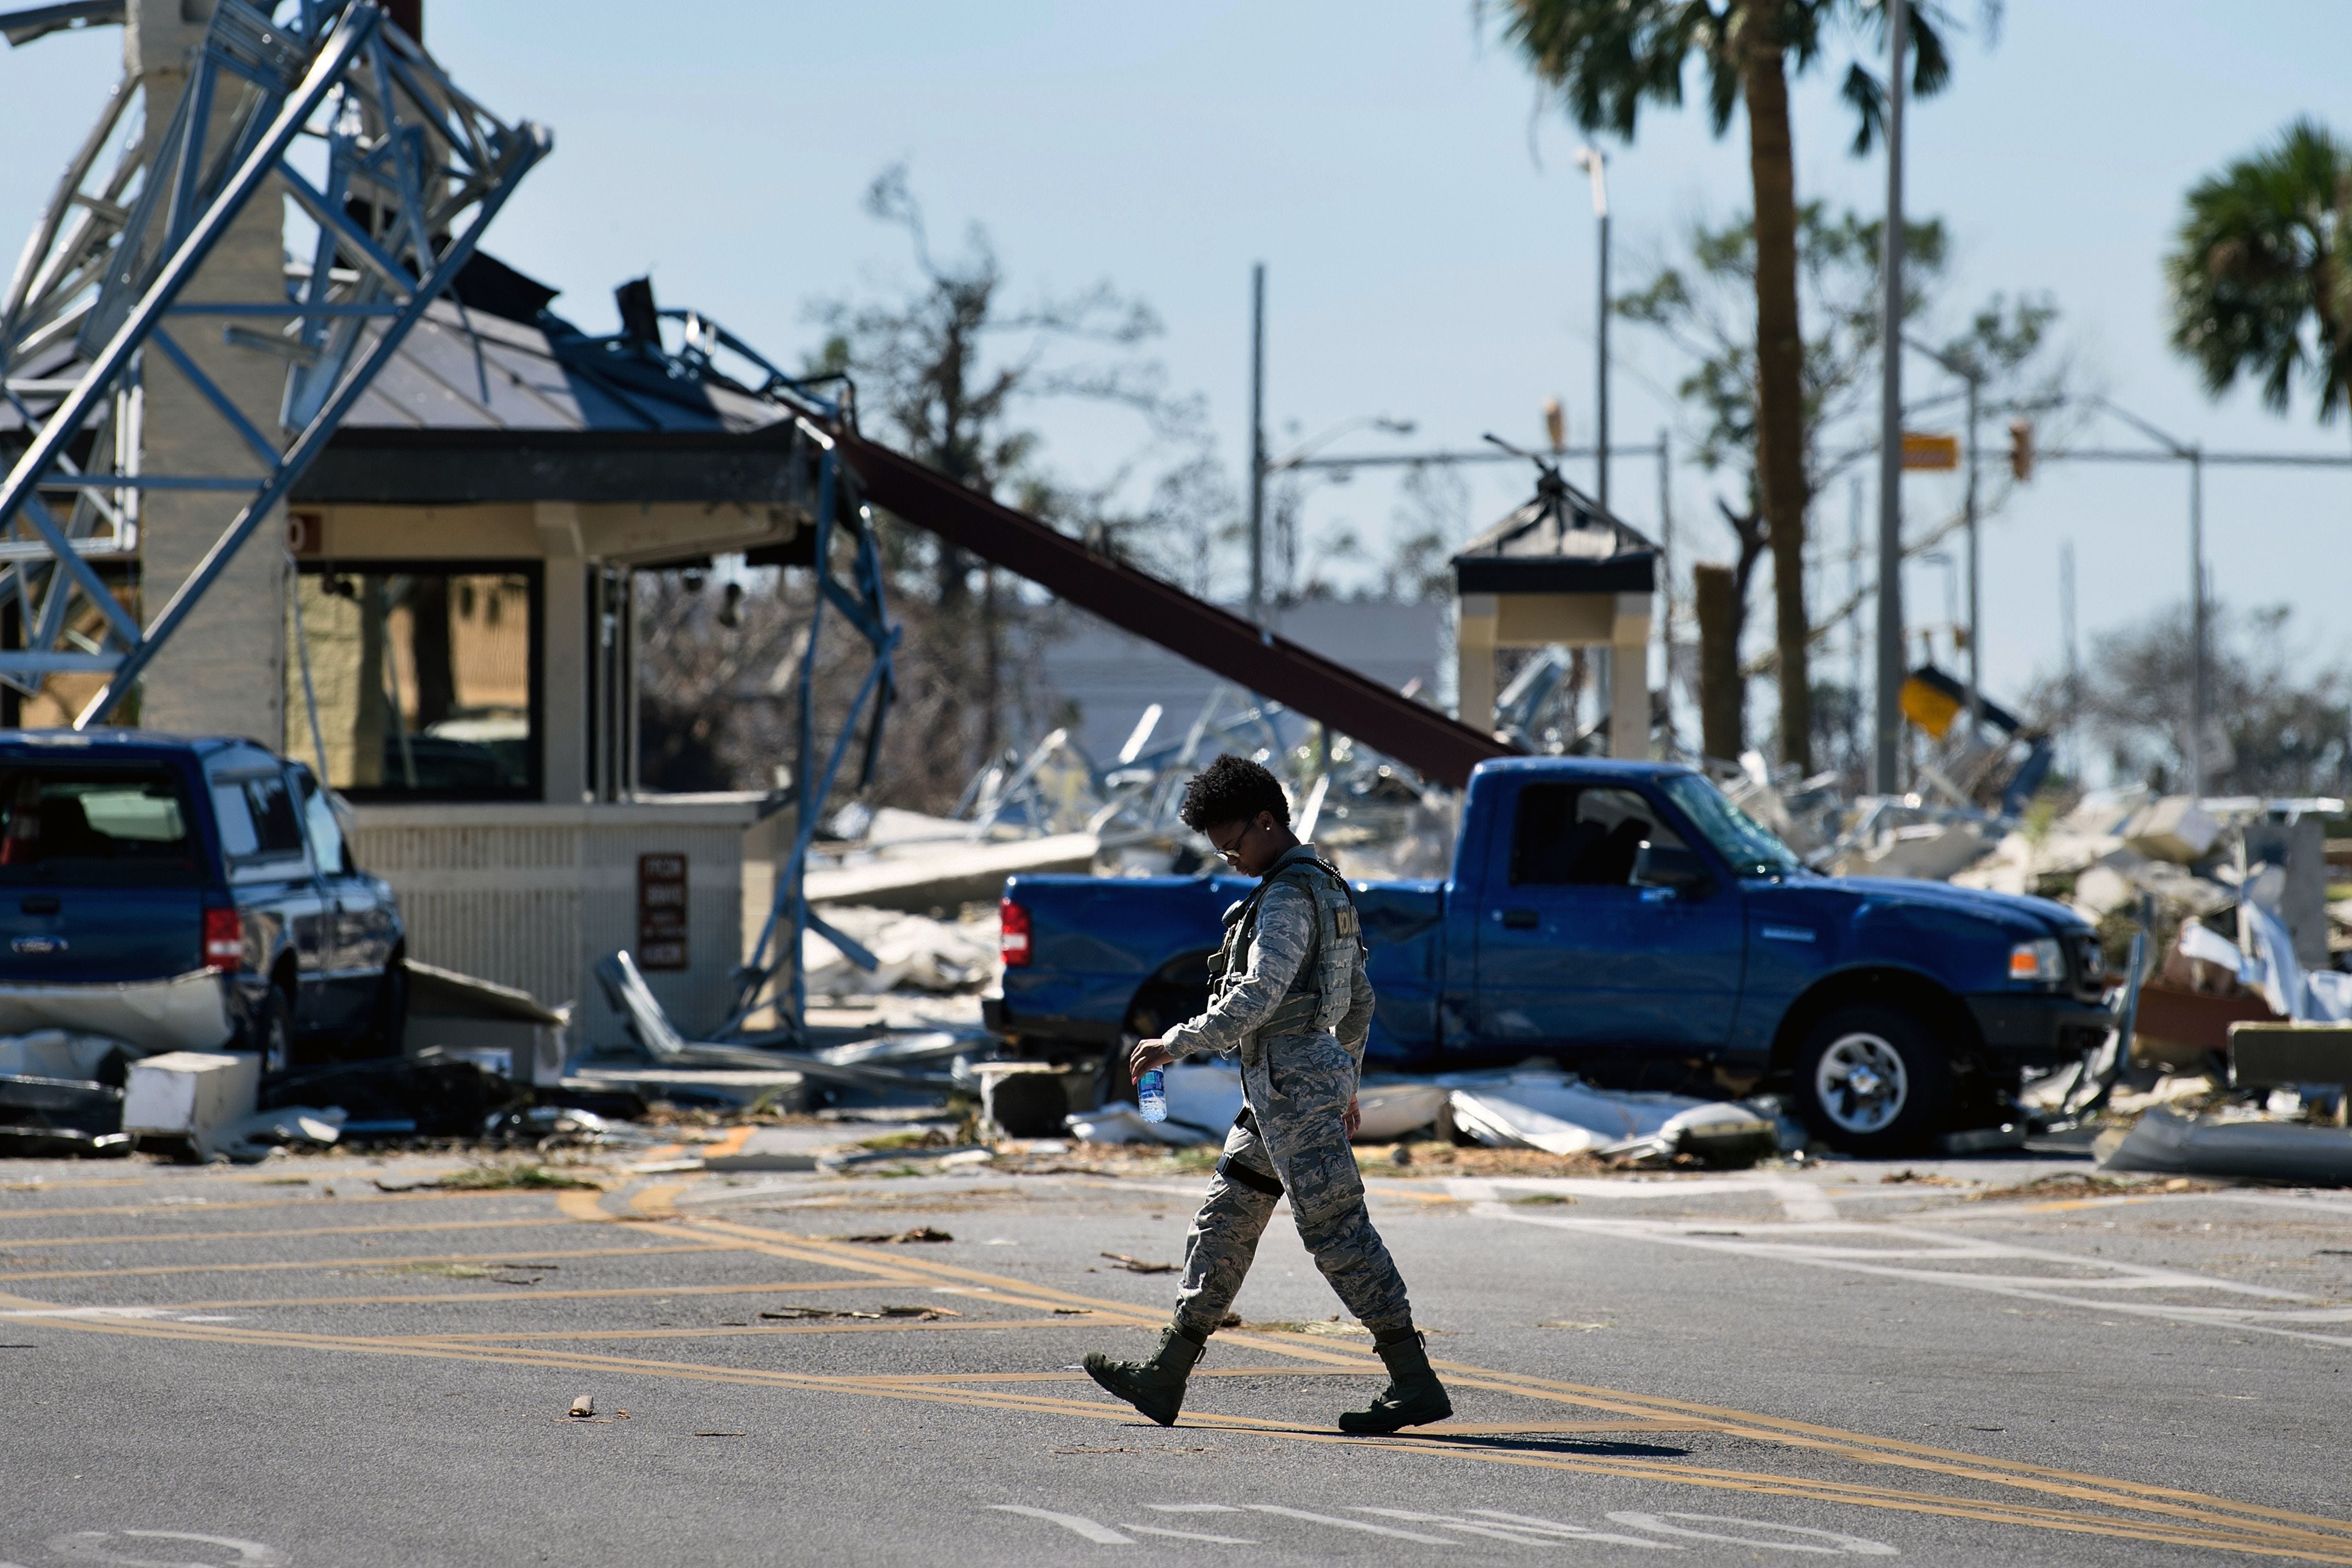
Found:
[1901,431,1961,471]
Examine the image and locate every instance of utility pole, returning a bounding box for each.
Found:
[1575,148,1611,513]
[1963,368,1981,737]
[1872,0,1909,794]
[2189,446,2207,798]
[2060,539,2079,782]
[1248,263,1267,627]
[1848,476,1864,771]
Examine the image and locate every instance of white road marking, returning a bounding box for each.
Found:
[1355,1509,1621,1547]
[1146,1504,1245,1513]
[1605,1512,1897,1555]
[1242,1506,1450,1543]
[1484,1204,2352,1348]
[987,1506,1133,1544]
[1766,1181,1840,1223]
[1121,1525,1259,1544]
[48,1531,288,1566]
[1469,1511,1685,1548]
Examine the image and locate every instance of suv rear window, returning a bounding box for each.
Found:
[0,766,201,886]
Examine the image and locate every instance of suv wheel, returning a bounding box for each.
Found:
[1793,1002,1951,1157]
[256,988,293,1077]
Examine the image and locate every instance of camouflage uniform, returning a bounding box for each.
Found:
[1158,845,1413,1341]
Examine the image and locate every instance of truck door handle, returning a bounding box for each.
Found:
[1497,908,1539,930]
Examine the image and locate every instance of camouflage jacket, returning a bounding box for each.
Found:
[1161,845,1374,1064]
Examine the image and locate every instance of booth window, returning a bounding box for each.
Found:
[285,563,541,800]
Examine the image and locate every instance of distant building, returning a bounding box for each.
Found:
[1037,599,1445,766]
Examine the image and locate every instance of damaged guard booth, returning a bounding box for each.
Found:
[1451,466,1656,758]
[277,263,812,1054]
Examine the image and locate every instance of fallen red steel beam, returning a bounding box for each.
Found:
[835,426,1513,788]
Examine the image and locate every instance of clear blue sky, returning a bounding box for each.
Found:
[8,2,2351,725]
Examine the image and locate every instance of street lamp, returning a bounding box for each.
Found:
[2093,397,2211,799]
[1573,146,1611,514]
[1260,416,1415,607]
[1265,415,1417,474]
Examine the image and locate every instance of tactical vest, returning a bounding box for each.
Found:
[1204,848,1365,1040]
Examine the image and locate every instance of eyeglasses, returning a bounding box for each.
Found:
[1209,821,1253,864]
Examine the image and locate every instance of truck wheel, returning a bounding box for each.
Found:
[1794,1003,1951,1156]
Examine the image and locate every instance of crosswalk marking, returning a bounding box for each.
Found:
[1470,1509,1686,1548]
[1241,1506,1450,1544]
[1122,1524,1259,1544]
[987,1506,1133,1544]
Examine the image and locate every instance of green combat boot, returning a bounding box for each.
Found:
[1084,1324,1205,1427]
[1338,1328,1453,1434]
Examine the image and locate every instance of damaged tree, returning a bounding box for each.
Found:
[1493,0,2002,770]
[1618,203,2063,770]
[803,164,1219,802]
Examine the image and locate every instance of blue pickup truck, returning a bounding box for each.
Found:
[0,731,406,1073]
[988,757,2113,1155]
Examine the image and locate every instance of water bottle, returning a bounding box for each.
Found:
[1137,1067,1167,1123]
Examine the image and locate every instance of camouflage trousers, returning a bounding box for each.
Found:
[1171,1029,1413,1341]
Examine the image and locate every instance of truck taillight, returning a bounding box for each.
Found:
[999,897,1031,967]
[203,907,243,973]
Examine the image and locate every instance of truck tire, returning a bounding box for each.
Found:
[1793,1002,1951,1156]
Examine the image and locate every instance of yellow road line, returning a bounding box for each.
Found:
[0,1216,599,1251]
[392,1320,1061,1343]
[0,1242,738,1284]
[677,1216,2352,1551]
[0,1189,517,1223]
[18,1310,2341,1563]
[120,1278,953,1311]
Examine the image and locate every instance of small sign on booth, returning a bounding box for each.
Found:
[637,853,687,971]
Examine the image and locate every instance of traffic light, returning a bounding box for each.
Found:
[2009,418,2034,482]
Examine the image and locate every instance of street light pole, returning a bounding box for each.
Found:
[1575,147,1611,514]
[1963,368,1981,735]
[2189,446,2207,798]
[1872,0,1909,794]
[2092,396,2211,799]
[1248,262,1267,628]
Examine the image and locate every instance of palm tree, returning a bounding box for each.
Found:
[2169,118,2352,435]
[1492,0,1981,771]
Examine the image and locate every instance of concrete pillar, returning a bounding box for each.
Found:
[534,503,588,803]
[126,0,287,741]
[1455,593,1497,735]
[1610,592,1652,759]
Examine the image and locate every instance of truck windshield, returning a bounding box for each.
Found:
[1659,773,1805,878]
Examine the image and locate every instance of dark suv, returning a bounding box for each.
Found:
[0,731,405,1071]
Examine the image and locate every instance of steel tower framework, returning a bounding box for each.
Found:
[0,0,545,722]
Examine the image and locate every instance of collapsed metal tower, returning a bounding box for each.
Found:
[0,0,545,720]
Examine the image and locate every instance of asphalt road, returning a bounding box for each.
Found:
[2,1143,2349,1567]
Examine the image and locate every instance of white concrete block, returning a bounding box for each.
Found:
[122,1051,260,1157]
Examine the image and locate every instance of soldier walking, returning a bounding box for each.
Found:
[1083,753,1451,1433]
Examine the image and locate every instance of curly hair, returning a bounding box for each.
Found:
[1179,753,1290,832]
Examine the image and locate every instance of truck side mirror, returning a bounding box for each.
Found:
[1632,840,1713,900]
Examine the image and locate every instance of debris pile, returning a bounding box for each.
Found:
[1057,1054,1779,1169]
[817,683,1461,889]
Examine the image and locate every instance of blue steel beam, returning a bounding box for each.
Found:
[0,0,546,696]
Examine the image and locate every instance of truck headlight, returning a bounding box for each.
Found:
[2009,938,2063,984]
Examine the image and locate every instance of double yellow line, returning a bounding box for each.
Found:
[4,1184,2347,1561]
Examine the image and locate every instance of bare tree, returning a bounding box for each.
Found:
[637,166,1233,811]
[2049,600,2351,798]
